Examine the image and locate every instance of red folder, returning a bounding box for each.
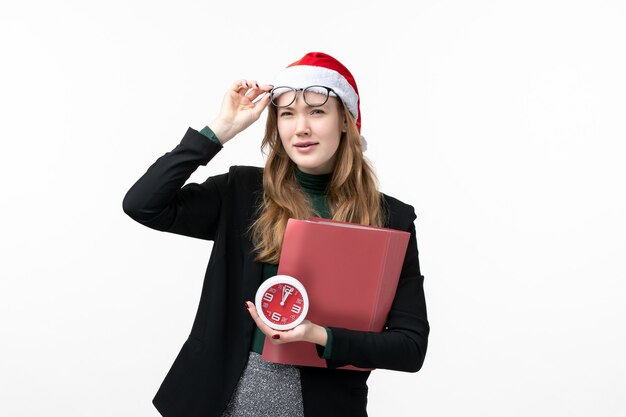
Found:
[261,217,410,370]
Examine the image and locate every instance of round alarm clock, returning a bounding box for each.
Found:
[254,275,309,331]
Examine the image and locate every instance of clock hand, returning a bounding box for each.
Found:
[280,285,294,306]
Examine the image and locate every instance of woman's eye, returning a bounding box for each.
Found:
[279,111,293,117]
[311,109,325,115]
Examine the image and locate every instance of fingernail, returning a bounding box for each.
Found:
[272,334,280,340]
[244,302,249,309]
[255,82,259,88]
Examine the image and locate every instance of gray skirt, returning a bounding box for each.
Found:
[221,352,305,417]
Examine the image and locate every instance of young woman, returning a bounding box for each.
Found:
[123,52,429,417]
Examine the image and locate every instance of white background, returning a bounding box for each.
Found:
[1,1,625,416]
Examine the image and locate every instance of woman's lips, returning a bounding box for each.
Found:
[294,142,319,153]
[295,141,318,147]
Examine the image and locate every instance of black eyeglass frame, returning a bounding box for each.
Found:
[270,85,339,108]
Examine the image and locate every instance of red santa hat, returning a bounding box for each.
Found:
[272,52,362,134]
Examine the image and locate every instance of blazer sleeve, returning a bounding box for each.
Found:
[122,127,228,240]
[319,208,430,373]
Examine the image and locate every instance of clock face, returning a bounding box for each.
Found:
[254,275,309,330]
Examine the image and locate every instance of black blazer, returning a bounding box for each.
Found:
[123,128,429,417]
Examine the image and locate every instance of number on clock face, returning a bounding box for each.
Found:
[262,284,304,324]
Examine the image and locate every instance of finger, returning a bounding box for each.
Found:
[247,79,259,90]
[259,84,274,93]
[245,79,268,98]
[239,79,258,97]
[237,80,266,106]
[245,301,280,338]
[267,324,309,345]
[246,87,266,103]
[251,90,270,104]
[251,92,272,116]
[230,79,249,94]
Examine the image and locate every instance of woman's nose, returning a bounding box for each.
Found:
[292,94,311,136]
[294,114,311,136]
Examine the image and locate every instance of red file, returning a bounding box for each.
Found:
[261,217,411,370]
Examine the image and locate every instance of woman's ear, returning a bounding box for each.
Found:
[342,117,348,132]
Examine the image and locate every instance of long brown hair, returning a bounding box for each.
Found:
[250,100,386,263]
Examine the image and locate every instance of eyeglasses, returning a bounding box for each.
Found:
[270,85,338,108]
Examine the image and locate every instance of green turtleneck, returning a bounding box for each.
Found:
[199,126,334,359]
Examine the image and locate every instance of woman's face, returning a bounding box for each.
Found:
[276,92,344,175]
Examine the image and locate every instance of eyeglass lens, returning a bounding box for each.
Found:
[271,86,331,108]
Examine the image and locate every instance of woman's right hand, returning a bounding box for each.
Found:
[208,79,273,145]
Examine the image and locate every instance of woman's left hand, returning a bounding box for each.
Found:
[245,301,328,346]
